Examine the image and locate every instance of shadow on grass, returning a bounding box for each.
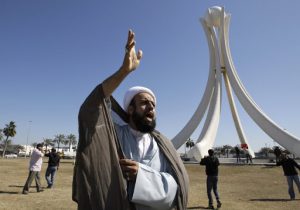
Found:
[0,191,20,194]
[261,165,277,169]
[250,198,294,202]
[187,206,209,209]
[9,185,24,188]
[9,185,39,189]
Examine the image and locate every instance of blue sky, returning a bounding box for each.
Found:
[1,0,300,152]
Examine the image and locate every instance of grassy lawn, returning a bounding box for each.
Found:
[0,158,299,210]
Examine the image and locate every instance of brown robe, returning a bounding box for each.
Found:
[72,84,189,210]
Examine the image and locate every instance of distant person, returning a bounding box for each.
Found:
[274,146,281,162]
[276,153,300,200]
[244,148,252,164]
[22,143,44,194]
[45,148,61,188]
[235,146,241,163]
[200,149,222,209]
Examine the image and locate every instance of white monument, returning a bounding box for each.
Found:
[172,6,300,161]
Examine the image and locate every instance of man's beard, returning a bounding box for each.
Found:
[132,110,156,133]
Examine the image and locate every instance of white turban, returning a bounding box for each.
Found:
[123,86,156,112]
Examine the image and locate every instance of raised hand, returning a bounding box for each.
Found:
[102,30,143,97]
[121,29,143,73]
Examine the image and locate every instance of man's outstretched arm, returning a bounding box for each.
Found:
[102,29,143,97]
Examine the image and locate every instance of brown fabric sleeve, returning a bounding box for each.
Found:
[151,131,189,210]
[72,84,131,210]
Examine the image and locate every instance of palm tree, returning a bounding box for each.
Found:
[0,129,3,142]
[185,138,195,157]
[0,129,3,150]
[2,121,17,157]
[53,134,65,151]
[43,138,54,152]
[2,139,12,153]
[65,134,77,151]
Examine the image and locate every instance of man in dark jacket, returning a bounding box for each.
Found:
[200,149,222,209]
[276,153,300,200]
[274,146,281,162]
[45,148,60,188]
[235,146,240,163]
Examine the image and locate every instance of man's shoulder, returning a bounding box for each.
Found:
[213,156,219,160]
[211,156,219,163]
[152,130,169,141]
[151,130,175,148]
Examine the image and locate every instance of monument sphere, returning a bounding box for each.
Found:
[204,6,222,27]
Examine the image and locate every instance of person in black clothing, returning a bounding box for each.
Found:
[200,149,222,209]
[45,148,61,188]
[276,153,300,200]
[244,148,252,164]
[273,146,281,162]
[235,146,240,163]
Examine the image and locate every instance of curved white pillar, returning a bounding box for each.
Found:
[171,17,217,150]
[220,8,300,157]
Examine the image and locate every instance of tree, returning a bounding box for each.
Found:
[65,134,77,151]
[186,138,195,149]
[259,147,272,157]
[184,138,195,157]
[43,138,54,151]
[53,134,65,151]
[0,129,3,151]
[2,121,17,157]
[0,129,3,142]
[213,146,223,158]
[31,142,38,148]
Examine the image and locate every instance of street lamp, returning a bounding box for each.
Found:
[25,121,32,158]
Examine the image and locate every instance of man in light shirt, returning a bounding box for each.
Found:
[22,143,44,194]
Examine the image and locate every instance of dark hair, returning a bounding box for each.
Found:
[129,97,136,109]
[208,149,214,156]
[51,148,56,152]
[36,143,43,148]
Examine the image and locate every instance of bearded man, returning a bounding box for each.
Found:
[72,30,189,210]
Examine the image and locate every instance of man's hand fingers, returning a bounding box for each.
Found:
[122,165,138,172]
[119,159,139,171]
[126,41,135,53]
[137,49,143,60]
[122,29,142,72]
[127,29,134,43]
[126,30,135,50]
[120,159,136,165]
[120,159,138,181]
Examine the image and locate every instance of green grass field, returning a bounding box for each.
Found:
[0,158,299,210]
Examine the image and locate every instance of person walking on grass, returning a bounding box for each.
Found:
[22,143,44,194]
[235,146,241,163]
[45,148,61,188]
[244,148,252,164]
[276,153,300,200]
[200,149,222,209]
